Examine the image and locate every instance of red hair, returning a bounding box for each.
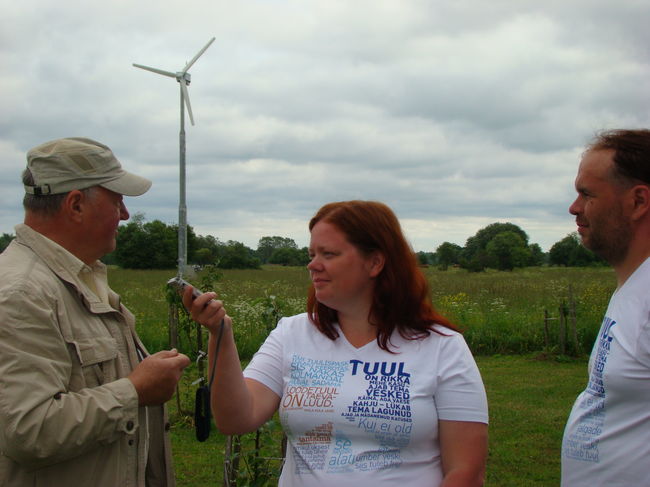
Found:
[307,200,458,352]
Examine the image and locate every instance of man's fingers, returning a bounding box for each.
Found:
[147,350,190,370]
[171,353,191,369]
[150,349,180,359]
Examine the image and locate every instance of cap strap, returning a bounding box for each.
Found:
[24,184,53,195]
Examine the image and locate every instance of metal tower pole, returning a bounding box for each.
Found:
[178,87,188,277]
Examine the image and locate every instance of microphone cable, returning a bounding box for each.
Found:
[195,319,224,442]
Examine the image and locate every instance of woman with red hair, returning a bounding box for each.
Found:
[184,200,488,487]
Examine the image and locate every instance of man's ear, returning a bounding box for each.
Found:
[368,251,385,278]
[630,184,650,221]
[61,190,86,223]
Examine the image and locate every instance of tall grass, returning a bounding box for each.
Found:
[425,266,614,355]
[108,265,615,360]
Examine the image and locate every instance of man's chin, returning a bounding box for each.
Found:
[576,229,589,245]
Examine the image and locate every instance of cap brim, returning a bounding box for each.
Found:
[101,172,152,196]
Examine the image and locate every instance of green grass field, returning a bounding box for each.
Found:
[107,265,610,486]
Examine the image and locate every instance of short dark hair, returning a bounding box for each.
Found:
[588,129,650,186]
[22,169,95,216]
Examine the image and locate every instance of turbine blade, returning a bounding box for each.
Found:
[182,37,215,73]
[132,63,176,78]
[180,81,195,125]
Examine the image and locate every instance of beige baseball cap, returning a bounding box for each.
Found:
[24,137,152,196]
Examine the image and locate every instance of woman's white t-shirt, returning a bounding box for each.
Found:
[244,313,488,487]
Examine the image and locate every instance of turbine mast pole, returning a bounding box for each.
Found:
[133,38,215,278]
[178,87,188,278]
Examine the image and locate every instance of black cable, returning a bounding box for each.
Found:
[195,319,224,442]
[208,319,225,389]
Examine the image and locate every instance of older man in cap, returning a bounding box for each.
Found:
[0,138,190,486]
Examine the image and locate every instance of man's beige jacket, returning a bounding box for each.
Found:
[0,224,175,486]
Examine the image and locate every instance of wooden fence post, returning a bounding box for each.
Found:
[168,303,179,349]
[543,309,550,347]
[568,285,579,354]
[168,303,182,412]
[558,304,566,355]
[224,435,242,487]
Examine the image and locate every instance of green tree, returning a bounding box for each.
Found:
[549,233,604,267]
[549,234,575,266]
[572,243,604,266]
[485,231,531,271]
[113,214,197,269]
[219,241,261,269]
[436,242,462,270]
[528,243,546,266]
[269,247,309,266]
[194,248,213,266]
[416,251,436,266]
[144,220,179,268]
[461,222,531,271]
[257,236,298,264]
[114,220,149,268]
[0,233,15,252]
[192,234,222,265]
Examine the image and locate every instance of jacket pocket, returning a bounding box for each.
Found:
[67,336,118,388]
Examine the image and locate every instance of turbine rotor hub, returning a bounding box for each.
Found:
[176,72,191,84]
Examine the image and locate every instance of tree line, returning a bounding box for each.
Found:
[96,213,308,270]
[0,215,603,270]
[425,222,604,271]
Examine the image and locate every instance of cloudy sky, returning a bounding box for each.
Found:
[2,0,649,253]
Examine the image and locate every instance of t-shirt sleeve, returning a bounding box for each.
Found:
[243,318,286,397]
[434,332,489,424]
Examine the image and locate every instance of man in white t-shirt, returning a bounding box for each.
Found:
[562,129,650,486]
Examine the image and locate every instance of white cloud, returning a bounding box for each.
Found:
[1,0,649,253]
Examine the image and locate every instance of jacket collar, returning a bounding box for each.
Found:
[14,223,116,313]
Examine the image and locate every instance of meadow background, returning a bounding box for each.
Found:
[108,265,615,486]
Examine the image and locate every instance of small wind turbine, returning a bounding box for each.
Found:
[133,37,215,278]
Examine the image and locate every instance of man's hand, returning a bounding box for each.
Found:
[128,349,190,406]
